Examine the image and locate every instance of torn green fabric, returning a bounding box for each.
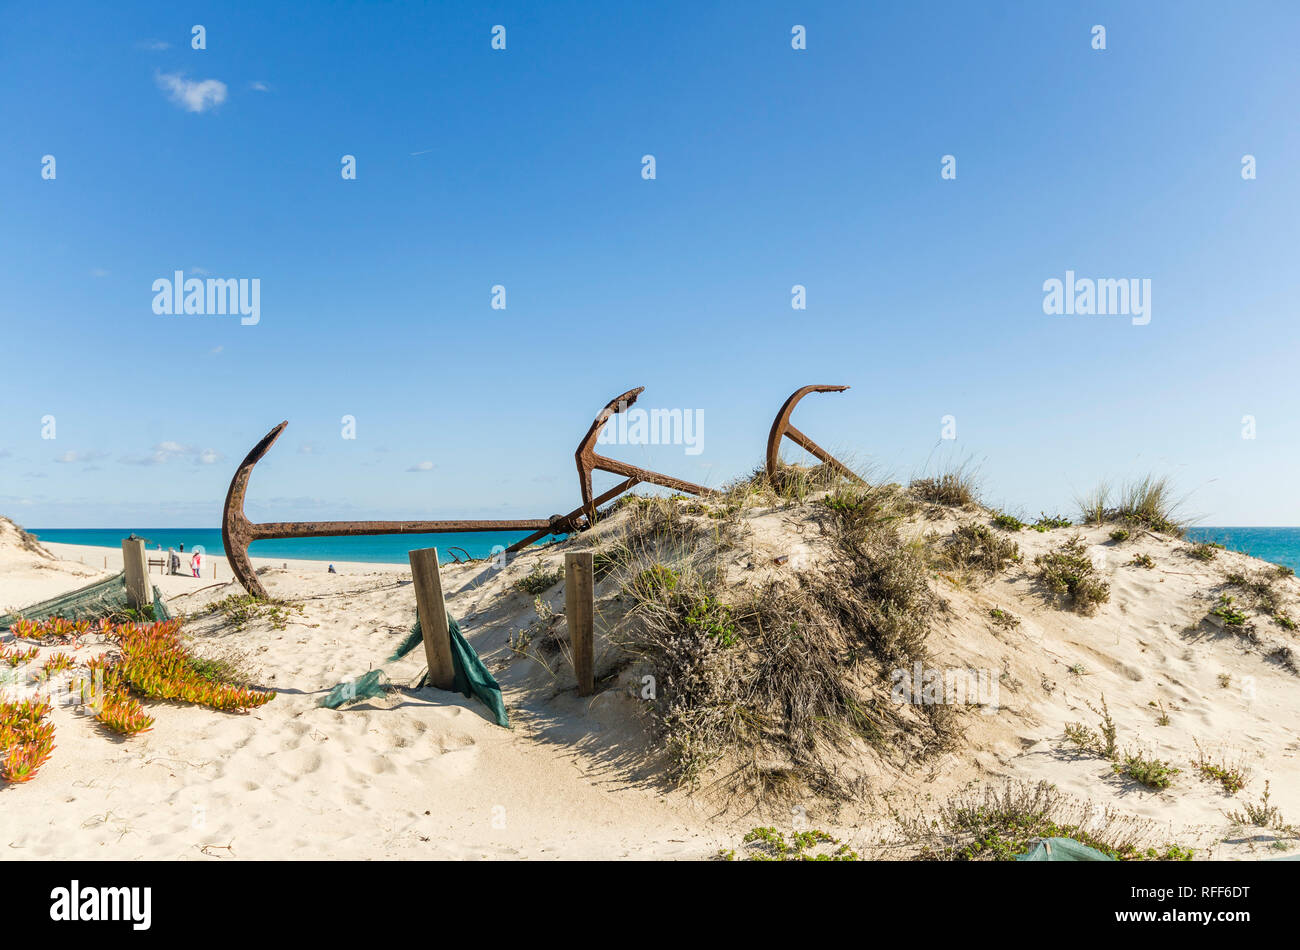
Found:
[0,572,171,630]
[319,669,388,709]
[414,615,509,728]
[321,613,508,727]
[1015,837,1115,861]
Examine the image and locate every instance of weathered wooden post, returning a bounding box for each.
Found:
[565,551,595,696]
[409,547,455,691]
[122,538,150,611]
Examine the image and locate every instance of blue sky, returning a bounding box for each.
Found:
[2,0,1298,528]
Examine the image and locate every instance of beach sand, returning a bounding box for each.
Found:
[2,508,1299,860]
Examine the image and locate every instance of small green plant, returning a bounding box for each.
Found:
[1217,673,1231,689]
[1064,695,1118,759]
[1130,553,1155,569]
[1209,595,1247,627]
[206,594,303,631]
[988,607,1020,629]
[1225,780,1296,832]
[1068,663,1086,676]
[1188,542,1220,562]
[516,563,563,595]
[1153,701,1170,726]
[684,595,739,647]
[1192,743,1249,795]
[1032,513,1073,532]
[991,512,1025,531]
[721,826,859,861]
[1114,751,1180,790]
[1036,536,1110,614]
[1109,528,1130,543]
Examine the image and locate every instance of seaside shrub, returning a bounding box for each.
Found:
[1226,780,1297,834]
[1064,695,1118,760]
[1035,536,1110,614]
[892,780,1193,861]
[1192,743,1250,795]
[516,562,563,596]
[614,480,947,799]
[988,607,1020,629]
[910,460,979,507]
[1129,553,1155,569]
[720,827,858,861]
[942,523,1021,576]
[1115,751,1180,790]
[1222,569,1295,628]
[1109,528,1130,543]
[991,512,1025,531]
[206,594,302,632]
[1031,513,1072,532]
[1209,595,1247,628]
[1188,542,1221,562]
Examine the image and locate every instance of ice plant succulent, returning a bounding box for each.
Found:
[0,698,55,784]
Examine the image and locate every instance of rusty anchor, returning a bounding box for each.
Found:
[222,387,713,599]
[765,384,864,484]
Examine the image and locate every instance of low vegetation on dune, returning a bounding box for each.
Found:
[0,618,274,785]
[1035,536,1111,614]
[909,460,980,508]
[890,780,1195,861]
[1076,476,1188,537]
[595,474,955,801]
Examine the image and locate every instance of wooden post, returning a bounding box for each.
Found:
[409,547,455,691]
[565,551,595,696]
[122,538,150,611]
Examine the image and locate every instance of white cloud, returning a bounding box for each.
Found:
[121,442,222,466]
[155,72,228,113]
[137,40,171,51]
[249,81,270,92]
[407,461,434,472]
[90,267,110,277]
[54,450,108,464]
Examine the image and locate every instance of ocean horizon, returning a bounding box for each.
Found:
[28,525,1300,572]
[28,527,565,565]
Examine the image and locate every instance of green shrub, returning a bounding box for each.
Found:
[1036,536,1110,614]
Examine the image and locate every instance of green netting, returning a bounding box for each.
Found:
[1015,837,1115,861]
[320,613,508,728]
[0,572,171,630]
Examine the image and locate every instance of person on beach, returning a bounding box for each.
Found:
[168,547,179,575]
[190,550,202,578]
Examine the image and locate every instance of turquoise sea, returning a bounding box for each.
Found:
[28,526,1300,573]
[1184,527,1300,573]
[27,528,565,565]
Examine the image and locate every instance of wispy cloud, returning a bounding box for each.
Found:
[90,267,110,278]
[120,442,222,466]
[136,40,171,52]
[155,72,228,113]
[407,461,434,472]
[248,81,270,92]
[54,450,109,464]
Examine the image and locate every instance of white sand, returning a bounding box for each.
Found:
[3,510,1299,860]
